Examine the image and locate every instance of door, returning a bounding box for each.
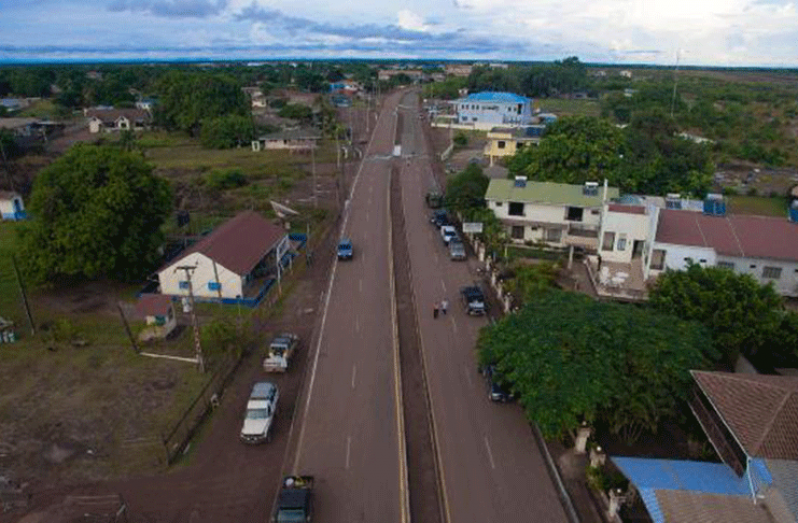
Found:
[632,240,644,258]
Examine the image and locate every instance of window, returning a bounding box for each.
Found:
[566,206,584,222]
[508,202,525,216]
[699,259,707,263]
[208,281,221,291]
[494,201,503,207]
[497,141,506,149]
[717,261,735,270]
[602,232,615,251]
[516,142,524,150]
[750,264,757,269]
[591,210,600,215]
[617,236,627,251]
[650,249,666,270]
[546,228,562,242]
[179,281,190,290]
[763,266,782,279]
[511,226,525,240]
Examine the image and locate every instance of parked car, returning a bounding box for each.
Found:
[337,238,353,260]
[441,225,458,245]
[449,239,466,260]
[460,285,487,316]
[263,333,300,373]
[430,209,450,228]
[484,365,515,402]
[241,382,279,444]
[425,191,444,209]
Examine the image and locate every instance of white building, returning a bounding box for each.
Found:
[451,92,534,130]
[485,177,619,252]
[85,108,151,133]
[158,211,289,302]
[650,209,798,297]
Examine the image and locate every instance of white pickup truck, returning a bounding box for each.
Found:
[240,381,279,444]
[263,333,300,373]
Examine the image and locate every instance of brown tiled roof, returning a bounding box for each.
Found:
[692,371,798,460]
[608,204,646,215]
[172,211,286,276]
[656,209,798,262]
[86,108,151,125]
[136,294,172,317]
[657,490,776,523]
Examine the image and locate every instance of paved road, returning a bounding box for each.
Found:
[288,91,407,523]
[397,91,571,523]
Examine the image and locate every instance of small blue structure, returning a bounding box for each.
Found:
[0,191,27,221]
[790,200,798,223]
[703,193,726,216]
[451,92,534,128]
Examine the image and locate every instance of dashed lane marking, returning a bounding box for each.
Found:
[484,436,496,470]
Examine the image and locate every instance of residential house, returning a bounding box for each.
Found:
[619,70,633,78]
[329,80,361,94]
[0,98,30,113]
[445,64,473,77]
[612,370,798,523]
[135,98,156,112]
[251,129,321,152]
[0,191,26,221]
[135,294,176,341]
[251,93,268,109]
[158,211,289,303]
[649,208,798,297]
[451,92,534,130]
[85,108,151,133]
[483,126,545,165]
[485,178,619,252]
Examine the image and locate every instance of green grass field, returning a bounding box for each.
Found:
[17,99,58,118]
[726,195,789,217]
[536,98,601,117]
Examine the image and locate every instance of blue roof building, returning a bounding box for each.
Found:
[451,91,534,130]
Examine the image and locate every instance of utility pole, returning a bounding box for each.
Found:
[311,143,317,208]
[116,302,139,354]
[11,255,34,335]
[175,265,205,373]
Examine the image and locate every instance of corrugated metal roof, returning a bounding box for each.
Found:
[655,209,798,262]
[692,371,798,461]
[612,457,752,495]
[485,179,619,207]
[135,294,172,317]
[165,211,286,276]
[459,91,530,104]
[656,490,776,523]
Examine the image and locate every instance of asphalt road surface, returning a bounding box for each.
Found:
[287,90,407,523]
[396,91,571,523]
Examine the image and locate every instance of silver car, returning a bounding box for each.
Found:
[449,240,466,260]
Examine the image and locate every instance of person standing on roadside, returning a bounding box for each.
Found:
[440,298,449,315]
[433,302,439,319]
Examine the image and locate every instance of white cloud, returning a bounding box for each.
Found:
[397,9,428,31]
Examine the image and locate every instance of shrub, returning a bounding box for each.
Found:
[453,132,468,147]
[205,168,248,190]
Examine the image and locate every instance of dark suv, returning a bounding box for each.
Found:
[483,365,515,402]
[430,210,450,228]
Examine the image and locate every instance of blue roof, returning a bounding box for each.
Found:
[613,457,752,496]
[613,458,757,523]
[461,92,530,104]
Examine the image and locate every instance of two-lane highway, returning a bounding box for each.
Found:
[288,91,408,523]
[397,91,571,523]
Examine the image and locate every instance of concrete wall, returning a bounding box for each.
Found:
[717,254,798,297]
[649,242,716,275]
[455,100,533,127]
[159,252,244,299]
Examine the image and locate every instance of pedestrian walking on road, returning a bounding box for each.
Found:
[441,298,449,315]
[433,302,439,319]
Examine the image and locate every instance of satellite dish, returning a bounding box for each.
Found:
[270,200,299,218]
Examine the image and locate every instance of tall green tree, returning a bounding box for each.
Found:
[154,71,247,135]
[649,263,783,365]
[18,144,172,284]
[200,115,256,149]
[444,164,490,215]
[478,290,712,440]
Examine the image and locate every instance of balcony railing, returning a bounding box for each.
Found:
[567,226,599,238]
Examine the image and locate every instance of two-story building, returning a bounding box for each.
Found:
[485,178,619,252]
[483,126,545,166]
[451,92,534,130]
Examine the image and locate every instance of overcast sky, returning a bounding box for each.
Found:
[1,0,797,66]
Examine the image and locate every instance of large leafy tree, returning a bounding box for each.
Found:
[649,263,785,366]
[19,144,172,284]
[154,71,247,135]
[512,116,626,186]
[444,164,490,215]
[478,290,712,441]
[200,115,256,149]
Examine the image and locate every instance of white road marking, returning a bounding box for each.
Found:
[484,436,496,470]
[451,316,458,333]
[351,365,357,389]
[464,365,474,389]
[355,316,360,333]
[346,436,352,469]
[440,280,446,293]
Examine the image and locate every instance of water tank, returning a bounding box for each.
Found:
[790,200,798,223]
[703,193,726,216]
